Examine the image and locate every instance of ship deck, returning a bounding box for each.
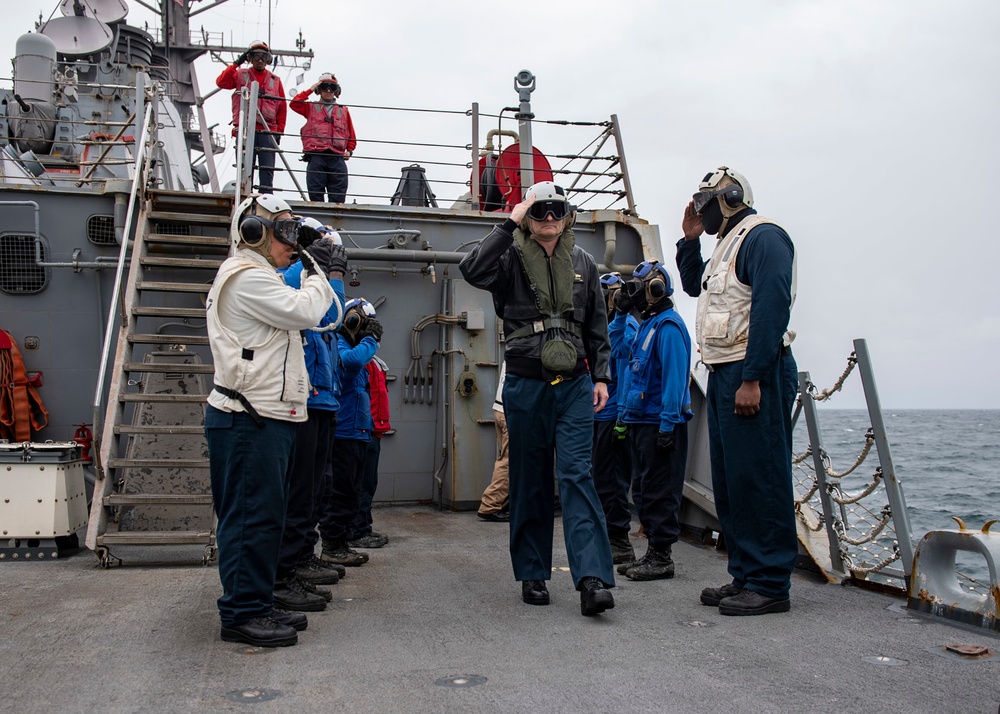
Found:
[3,505,998,713]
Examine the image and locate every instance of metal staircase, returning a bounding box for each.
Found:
[86,189,234,566]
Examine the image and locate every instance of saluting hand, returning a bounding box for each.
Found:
[509,194,537,224]
[682,200,703,241]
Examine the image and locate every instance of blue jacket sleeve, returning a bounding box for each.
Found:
[658,321,691,433]
[338,334,378,374]
[736,225,794,381]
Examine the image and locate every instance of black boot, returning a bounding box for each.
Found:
[718,588,790,616]
[220,616,298,647]
[295,556,340,585]
[297,576,333,602]
[617,549,651,576]
[608,532,635,564]
[624,544,675,581]
[270,608,308,631]
[273,577,327,612]
[521,580,550,605]
[578,576,615,616]
[321,539,368,566]
[700,581,741,606]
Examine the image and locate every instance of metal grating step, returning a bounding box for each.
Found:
[136,281,213,293]
[132,307,207,318]
[115,425,206,435]
[123,362,214,374]
[97,531,214,546]
[108,458,209,469]
[120,393,210,403]
[146,233,230,247]
[140,256,225,269]
[148,210,230,225]
[104,494,213,506]
[127,334,209,346]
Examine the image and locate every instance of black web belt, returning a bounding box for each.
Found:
[214,383,265,428]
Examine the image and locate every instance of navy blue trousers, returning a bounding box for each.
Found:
[205,406,295,627]
[276,409,334,576]
[306,152,348,203]
[253,130,277,194]
[349,435,381,539]
[591,419,632,537]
[706,354,798,600]
[628,423,688,549]
[504,373,615,588]
[318,437,367,543]
[305,414,337,554]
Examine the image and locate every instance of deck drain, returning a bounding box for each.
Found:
[225,689,282,703]
[435,675,487,688]
[863,656,907,666]
[681,620,716,628]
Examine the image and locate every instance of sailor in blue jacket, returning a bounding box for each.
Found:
[610,261,693,581]
[319,297,382,567]
[272,218,348,612]
[593,272,640,564]
[676,166,798,616]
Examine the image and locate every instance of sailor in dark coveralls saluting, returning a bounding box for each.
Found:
[675,166,799,616]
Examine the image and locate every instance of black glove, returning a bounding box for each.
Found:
[656,430,676,453]
[613,289,633,314]
[301,238,335,275]
[271,132,282,146]
[328,244,348,274]
[613,421,628,440]
[235,50,249,66]
[361,318,383,342]
[297,223,324,249]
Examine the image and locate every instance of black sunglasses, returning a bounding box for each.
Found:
[319,84,339,92]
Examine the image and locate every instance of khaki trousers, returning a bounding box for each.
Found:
[479,409,509,514]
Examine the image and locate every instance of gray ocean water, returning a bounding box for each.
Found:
[793,409,999,584]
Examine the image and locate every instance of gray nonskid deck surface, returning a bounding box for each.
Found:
[2,505,998,713]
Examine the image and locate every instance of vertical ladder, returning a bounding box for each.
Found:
[86,189,234,566]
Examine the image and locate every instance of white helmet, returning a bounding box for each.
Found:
[253,194,292,220]
[694,166,753,213]
[524,181,573,222]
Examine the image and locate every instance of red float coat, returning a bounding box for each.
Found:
[366,358,391,438]
[216,64,287,135]
[290,91,357,155]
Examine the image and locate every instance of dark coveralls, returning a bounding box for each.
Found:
[675,208,798,600]
[611,308,693,550]
[594,311,639,540]
[459,218,615,589]
[274,262,345,577]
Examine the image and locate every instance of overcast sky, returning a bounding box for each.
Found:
[5,0,999,409]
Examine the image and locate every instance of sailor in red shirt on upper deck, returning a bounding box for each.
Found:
[290,72,357,203]
[216,40,287,194]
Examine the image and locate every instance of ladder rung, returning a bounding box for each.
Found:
[108,458,209,469]
[115,425,206,435]
[98,531,214,546]
[121,393,209,403]
[123,362,214,374]
[132,307,207,318]
[104,494,213,506]
[140,256,224,269]
[146,233,230,246]
[148,210,231,225]
[136,281,212,293]
[127,334,209,345]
